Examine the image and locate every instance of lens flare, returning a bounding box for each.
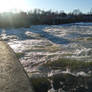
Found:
[0,0,29,12]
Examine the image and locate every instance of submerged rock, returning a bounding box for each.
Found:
[0,41,34,92]
[29,72,92,92]
[25,31,42,39]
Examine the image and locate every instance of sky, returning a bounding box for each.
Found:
[27,0,92,13]
[0,0,92,13]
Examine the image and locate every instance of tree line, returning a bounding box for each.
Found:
[0,9,92,28]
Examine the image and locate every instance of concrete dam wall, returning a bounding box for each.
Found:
[0,41,34,92]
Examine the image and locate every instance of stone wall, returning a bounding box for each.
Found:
[0,41,34,92]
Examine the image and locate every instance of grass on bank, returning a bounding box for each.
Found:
[16,52,24,58]
[42,58,92,71]
[75,37,92,41]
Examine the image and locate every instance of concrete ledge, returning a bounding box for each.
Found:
[0,41,34,92]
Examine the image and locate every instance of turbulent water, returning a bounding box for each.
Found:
[0,23,92,73]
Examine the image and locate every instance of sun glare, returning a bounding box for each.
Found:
[0,0,29,12]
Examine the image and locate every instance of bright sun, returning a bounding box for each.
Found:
[0,0,29,12]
